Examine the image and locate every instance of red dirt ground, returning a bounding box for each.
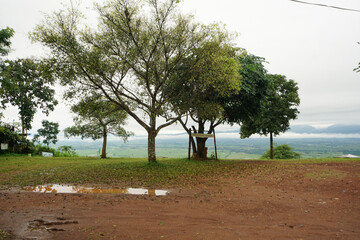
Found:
[0,161,359,240]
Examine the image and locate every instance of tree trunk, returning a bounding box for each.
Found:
[195,120,208,160]
[148,129,157,163]
[270,131,274,159]
[101,128,107,159]
[196,137,208,160]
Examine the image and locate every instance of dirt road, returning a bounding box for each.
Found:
[0,161,359,239]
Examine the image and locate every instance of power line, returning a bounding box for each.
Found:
[289,0,360,13]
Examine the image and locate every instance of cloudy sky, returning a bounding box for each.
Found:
[1,0,360,138]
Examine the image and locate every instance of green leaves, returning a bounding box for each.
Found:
[240,74,300,138]
[261,144,301,159]
[0,27,14,56]
[35,120,60,147]
[0,59,58,133]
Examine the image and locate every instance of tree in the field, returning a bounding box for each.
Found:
[167,37,241,159]
[0,27,14,57]
[240,74,300,159]
[64,95,132,159]
[0,59,58,135]
[33,120,60,147]
[261,144,301,159]
[31,0,214,162]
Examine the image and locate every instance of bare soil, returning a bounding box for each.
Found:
[0,161,359,240]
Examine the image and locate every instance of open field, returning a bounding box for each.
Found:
[0,156,359,239]
[59,138,360,159]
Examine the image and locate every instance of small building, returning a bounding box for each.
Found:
[335,154,360,159]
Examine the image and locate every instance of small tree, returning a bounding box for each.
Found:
[261,144,301,159]
[34,120,60,148]
[0,59,58,135]
[240,74,300,159]
[64,95,132,159]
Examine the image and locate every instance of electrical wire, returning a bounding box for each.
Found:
[289,0,360,13]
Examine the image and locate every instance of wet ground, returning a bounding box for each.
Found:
[0,161,359,239]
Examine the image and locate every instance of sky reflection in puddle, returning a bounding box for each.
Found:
[22,184,169,196]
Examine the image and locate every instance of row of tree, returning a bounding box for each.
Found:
[1,0,301,161]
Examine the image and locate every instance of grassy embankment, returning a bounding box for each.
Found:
[0,155,359,188]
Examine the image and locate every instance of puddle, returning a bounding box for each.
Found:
[28,219,78,232]
[22,184,169,196]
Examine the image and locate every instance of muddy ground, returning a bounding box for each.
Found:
[0,161,359,240]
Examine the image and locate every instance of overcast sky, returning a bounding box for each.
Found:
[1,0,360,137]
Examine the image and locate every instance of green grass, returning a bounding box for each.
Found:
[1,155,359,188]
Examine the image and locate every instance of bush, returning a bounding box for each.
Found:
[33,144,57,155]
[0,125,34,154]
[57,145,78,157]
[261,144,301,159]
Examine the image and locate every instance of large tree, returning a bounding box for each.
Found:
[170,50,270,159]
[167,38,241,159]
[64,95,132,159]
[32,0,213,162]
[240,74,300,159]
[0,58,58,135]
[0,27,14,57]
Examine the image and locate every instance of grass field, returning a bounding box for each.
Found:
[1,155,359,188]
[57,137,360,159]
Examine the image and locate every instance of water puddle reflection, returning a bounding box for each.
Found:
[22,184,169,196]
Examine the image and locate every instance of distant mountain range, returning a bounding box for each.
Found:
[289,125,360,134]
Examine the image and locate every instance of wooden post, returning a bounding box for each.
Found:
[213,129,218,160]
[188,129,191,160]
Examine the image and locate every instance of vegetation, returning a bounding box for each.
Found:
[240,74,300,159]
[261,144,301,159]
[169,38,241,159]
[31,144,78,157]
[0,122,33,154]
[64,94,132,159]
[33,120,60,147]
[0,27,14,56]
[31,0,221,162]
[0,155,358,188]
[0,59,58,135]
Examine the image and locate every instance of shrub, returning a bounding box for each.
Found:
[57,145,78,157]
[0,125,34,154]
[261,144,301,159]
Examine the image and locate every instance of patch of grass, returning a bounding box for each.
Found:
[0,156,262,188]
[0,229,12,240]
[304,169,347,180]
[0,155,357,188]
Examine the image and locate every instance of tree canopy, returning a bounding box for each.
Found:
[31,0,218,162]
[167,37,241,159]
[33,120,60,147]
[0,58,58,134]
[222,51,269,125]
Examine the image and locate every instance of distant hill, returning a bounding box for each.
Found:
[289,125,360,134]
